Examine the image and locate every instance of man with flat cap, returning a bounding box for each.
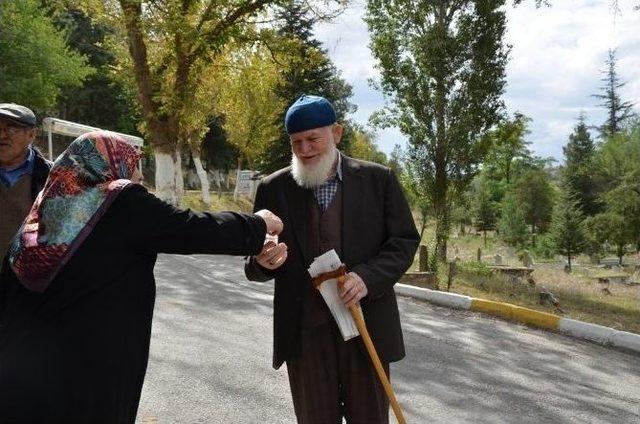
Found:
[245,94,419,423]
[0,103,51,264]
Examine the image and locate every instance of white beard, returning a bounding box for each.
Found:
[291,144,338,188]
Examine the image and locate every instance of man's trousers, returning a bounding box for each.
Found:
[286,321,390,424]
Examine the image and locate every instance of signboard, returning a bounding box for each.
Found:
[234,170,259,199]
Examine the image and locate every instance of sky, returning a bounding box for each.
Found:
[314,0,640,162]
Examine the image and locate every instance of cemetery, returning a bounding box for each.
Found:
[403,225,640,334]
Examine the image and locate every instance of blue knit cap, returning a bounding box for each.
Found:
[285,95,336,135]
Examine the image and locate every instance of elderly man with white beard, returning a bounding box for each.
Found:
[245,95,419,424]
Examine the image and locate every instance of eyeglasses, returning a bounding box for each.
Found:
[0,126,30,136]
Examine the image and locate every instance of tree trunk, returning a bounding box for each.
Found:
[433,4,449,262]
[233,157,243,201]
[121,0,182,203]
[191,149,211,204]
[618,245,624,266]
[483,229,487,247]
[175,150,184,202]
[567,251,572,272]
[419,209,428,238]
[153,146,182,205]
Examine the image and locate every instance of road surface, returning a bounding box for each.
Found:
[137,254,640,423]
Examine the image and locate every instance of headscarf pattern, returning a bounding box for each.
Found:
[8,131,141,293]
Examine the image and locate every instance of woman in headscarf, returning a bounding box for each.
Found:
[0,131,281,423]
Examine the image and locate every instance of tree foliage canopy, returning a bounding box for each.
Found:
[366,0,509,259]
[0,0,94,111]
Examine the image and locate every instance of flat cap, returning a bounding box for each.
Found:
[285,95,336,135]
[0,103,37,127]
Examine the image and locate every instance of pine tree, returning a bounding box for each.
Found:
[592,49,636,138]
[562,114,599,215]
[256,1,355,174]
[550,190,586,271]
[498,193,528,248]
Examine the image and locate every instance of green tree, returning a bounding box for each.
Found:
[256,0,355,174]
[55,8,138,133]
[562,113,599,216]
[387,144,404,177]
[602,169,640,252]
[592,49,636,138]
[345,126,387,165]
[550,190,586,271]
[201,116,237,170]
[585,212,632,266]
[365,0,509,260]
[498,192,528,248]
[77,0,295,204]
[451,190,473,237]
[594,122,640,192]
[472,175,498,247]
[587,121,640,262]
[511,169,555,243]
[484,112,532,184]
[0,0,93,111]
[402,154,431,239]
[215,45,284,170]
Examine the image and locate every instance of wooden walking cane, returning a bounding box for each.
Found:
[312,266,407,424]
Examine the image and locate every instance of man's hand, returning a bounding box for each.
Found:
[255,209,283,236]
[339,272,368,307]
[255,241,288,270]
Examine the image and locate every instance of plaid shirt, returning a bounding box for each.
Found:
[313,153,343,212]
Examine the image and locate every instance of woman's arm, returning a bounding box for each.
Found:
[124,185,267,256]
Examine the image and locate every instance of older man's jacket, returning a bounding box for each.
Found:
[245,154,419,369]
[31,147,52,200]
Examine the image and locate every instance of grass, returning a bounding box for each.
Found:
[446,262,640,334]
[180,190,254,213]
[175,195,640,335]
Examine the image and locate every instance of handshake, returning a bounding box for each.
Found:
[254,209,288,270]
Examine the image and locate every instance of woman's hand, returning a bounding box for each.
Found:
[255,209,284,236]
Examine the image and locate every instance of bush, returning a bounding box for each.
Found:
[458,260,494,278]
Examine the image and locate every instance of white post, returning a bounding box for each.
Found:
[47,129,53,160]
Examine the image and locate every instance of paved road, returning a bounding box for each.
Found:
[137,255,640,423]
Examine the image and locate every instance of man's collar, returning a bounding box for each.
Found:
[334,151,343,181]
[1,146,34,172]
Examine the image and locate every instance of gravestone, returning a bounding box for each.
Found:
[477,248,482,262]
[521,250,534,269]
[494,254,502,266]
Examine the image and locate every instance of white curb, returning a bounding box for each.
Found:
[395,284,640,355]
[611,331,640,352]
[558,318,617,344]
[395,284,473,310]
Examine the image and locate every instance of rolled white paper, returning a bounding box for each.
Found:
[308,250,359,341]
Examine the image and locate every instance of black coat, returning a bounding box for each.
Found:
[0,184,266,423]
[245,155,419,369]
[31,147,52,201]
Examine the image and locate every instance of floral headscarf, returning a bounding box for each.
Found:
[8,131,141,293]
